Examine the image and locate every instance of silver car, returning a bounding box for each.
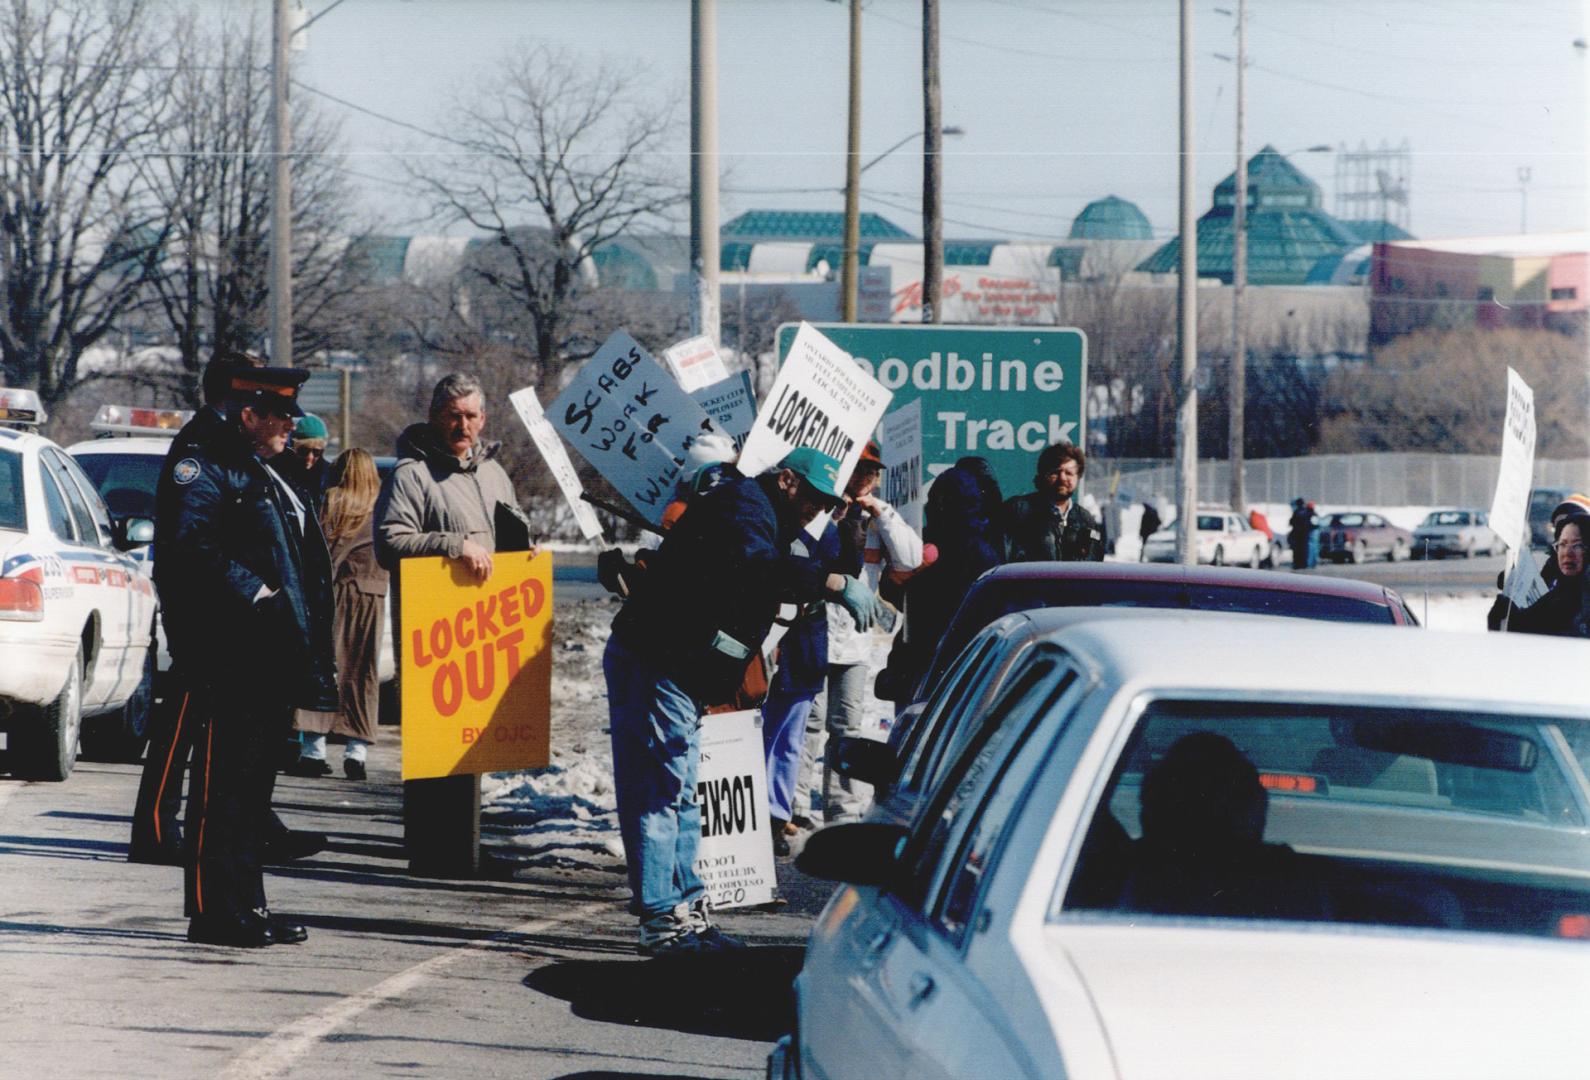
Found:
[1412,508,1499,558]
[777,616,1590,1080]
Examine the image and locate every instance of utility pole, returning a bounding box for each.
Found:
[269,0,293,366]
[1176,0,1199,566]
[922,0,943,324]
[841,0,862,322]
[690,0,721,345]
[1228,0,1247,518]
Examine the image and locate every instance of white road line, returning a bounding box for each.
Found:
[218,899,611,1080]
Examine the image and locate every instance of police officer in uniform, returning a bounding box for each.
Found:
[130,355,327,869]
[157,365,337,947]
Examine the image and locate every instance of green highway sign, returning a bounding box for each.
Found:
[776,323,1087,503]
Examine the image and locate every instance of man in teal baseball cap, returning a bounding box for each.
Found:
[776,446,846,517]
[289,413,332,511]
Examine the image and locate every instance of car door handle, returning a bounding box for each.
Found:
[907,972,936,1008]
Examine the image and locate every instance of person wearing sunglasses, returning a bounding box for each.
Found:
[1507,511,1590,637]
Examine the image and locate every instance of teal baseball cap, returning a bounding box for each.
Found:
[778,446,845,504]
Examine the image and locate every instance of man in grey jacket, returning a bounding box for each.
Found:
[374,372,527,875]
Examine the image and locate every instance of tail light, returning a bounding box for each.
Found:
[0,572,44,621]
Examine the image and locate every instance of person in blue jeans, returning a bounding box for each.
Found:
[603,447,882,956]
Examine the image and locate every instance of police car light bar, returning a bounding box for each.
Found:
[0,387,47,428]
[92,404,193,436]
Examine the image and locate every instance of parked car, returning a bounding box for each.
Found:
[1319,510,1414,563]
[777,617,1590,1080]
[1412,508,1499,558]
[1142,509,1270,568]
[0,390,160,778]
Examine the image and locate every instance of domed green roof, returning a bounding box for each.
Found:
[1070,195,1153,240]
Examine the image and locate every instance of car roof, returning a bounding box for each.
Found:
[1040,612,1580,714]
[66,436,176,456]
[972,560,1397,605]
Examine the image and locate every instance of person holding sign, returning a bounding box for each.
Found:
[1504,512,1590,637]
[1000,442,1106,564]
[374,373,533,876]
[604,447,882,956]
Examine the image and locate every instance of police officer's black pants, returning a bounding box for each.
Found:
[183,686,291,921]
[130,673,203,859]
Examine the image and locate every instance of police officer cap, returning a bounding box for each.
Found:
[778,446,845,504]
[228,366,310,418]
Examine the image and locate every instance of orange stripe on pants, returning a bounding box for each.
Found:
[151,693,190,845]
[194,720,214,916]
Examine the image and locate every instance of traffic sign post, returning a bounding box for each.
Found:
[775,324,1087,502]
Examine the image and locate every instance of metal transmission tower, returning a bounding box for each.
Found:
[1334,141,1412,240]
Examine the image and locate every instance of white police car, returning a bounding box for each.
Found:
[0,389,159,780]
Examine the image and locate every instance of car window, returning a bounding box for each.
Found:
[901,653,1072,908]
[0,449,23,531]
[933,665,1084,945]
[53,449,115,546]
[39,464,77,541]
[1196,515,1222,531]
[72,450,162,522]
[899,633,1003,789]
[1061,699,1590,941]
[1332,513,1364,526]
[41,448,103,547]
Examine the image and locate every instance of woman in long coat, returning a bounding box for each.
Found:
[292,449,389,779]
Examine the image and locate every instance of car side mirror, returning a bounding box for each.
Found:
[831,735,900,789]
[113,517,154,550]
[795,822,910,886]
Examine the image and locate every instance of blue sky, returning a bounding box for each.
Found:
[279,0,1588,241]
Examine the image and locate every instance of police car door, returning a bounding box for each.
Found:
[39,447,141,711]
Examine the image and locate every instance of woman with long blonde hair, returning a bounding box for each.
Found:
[292,448,390,779]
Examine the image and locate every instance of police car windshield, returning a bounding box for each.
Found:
[73,452,161,522]
[0,449,22,531]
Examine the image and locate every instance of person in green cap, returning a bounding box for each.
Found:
[603,445,883,956]
[287,413,331,512]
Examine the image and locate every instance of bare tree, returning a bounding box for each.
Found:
[133,10,362,405]
[0,0,168,403]
[408,45,686,388]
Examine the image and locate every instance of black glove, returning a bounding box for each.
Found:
[597,548,636,597]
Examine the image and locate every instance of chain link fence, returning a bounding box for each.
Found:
[1101,454,1590,508]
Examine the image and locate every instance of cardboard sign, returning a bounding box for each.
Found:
[509,387,604,540]
[690,371,757,452]
[1503,522,1547,609]
[550,330,722,526]
[879,399,925,533]
[399,551,553,780]
[737,322,893,484]
[1489,366,1537,554]
[662,334,732,393]
[693,709,776,910]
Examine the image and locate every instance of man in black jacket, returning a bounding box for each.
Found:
[605,447,880,956]
[1000,441,1107,563]
[155,365,337,947]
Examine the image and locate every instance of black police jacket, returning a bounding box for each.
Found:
[153,411,338,710]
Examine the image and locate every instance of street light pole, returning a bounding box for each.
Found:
[1175,0,1199,566]
[269,0,293,366]
[841,0,862,323]
[922,0,943,323]
[1228,0,1247,518]
[690,0,721,345]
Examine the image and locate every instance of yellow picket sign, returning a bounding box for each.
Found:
[398,550,552,780]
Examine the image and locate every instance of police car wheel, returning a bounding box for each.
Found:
[82,636,154,764]
[15,647,83,782]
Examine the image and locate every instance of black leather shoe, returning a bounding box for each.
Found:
[187,914,274,948]
[263,829,328,864]
[266,916,308,944]
[343,758,366,781]
[287,757,333,778]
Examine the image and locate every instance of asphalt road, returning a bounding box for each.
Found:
[0,730,829,1080]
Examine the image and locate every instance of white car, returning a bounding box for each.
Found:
[0,390,159,779]
[1142,509,1270,568]
[779,615,1590,1080]
[1412,508,1500,558]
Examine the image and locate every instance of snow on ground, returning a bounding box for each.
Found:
[483,587,1501,875]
